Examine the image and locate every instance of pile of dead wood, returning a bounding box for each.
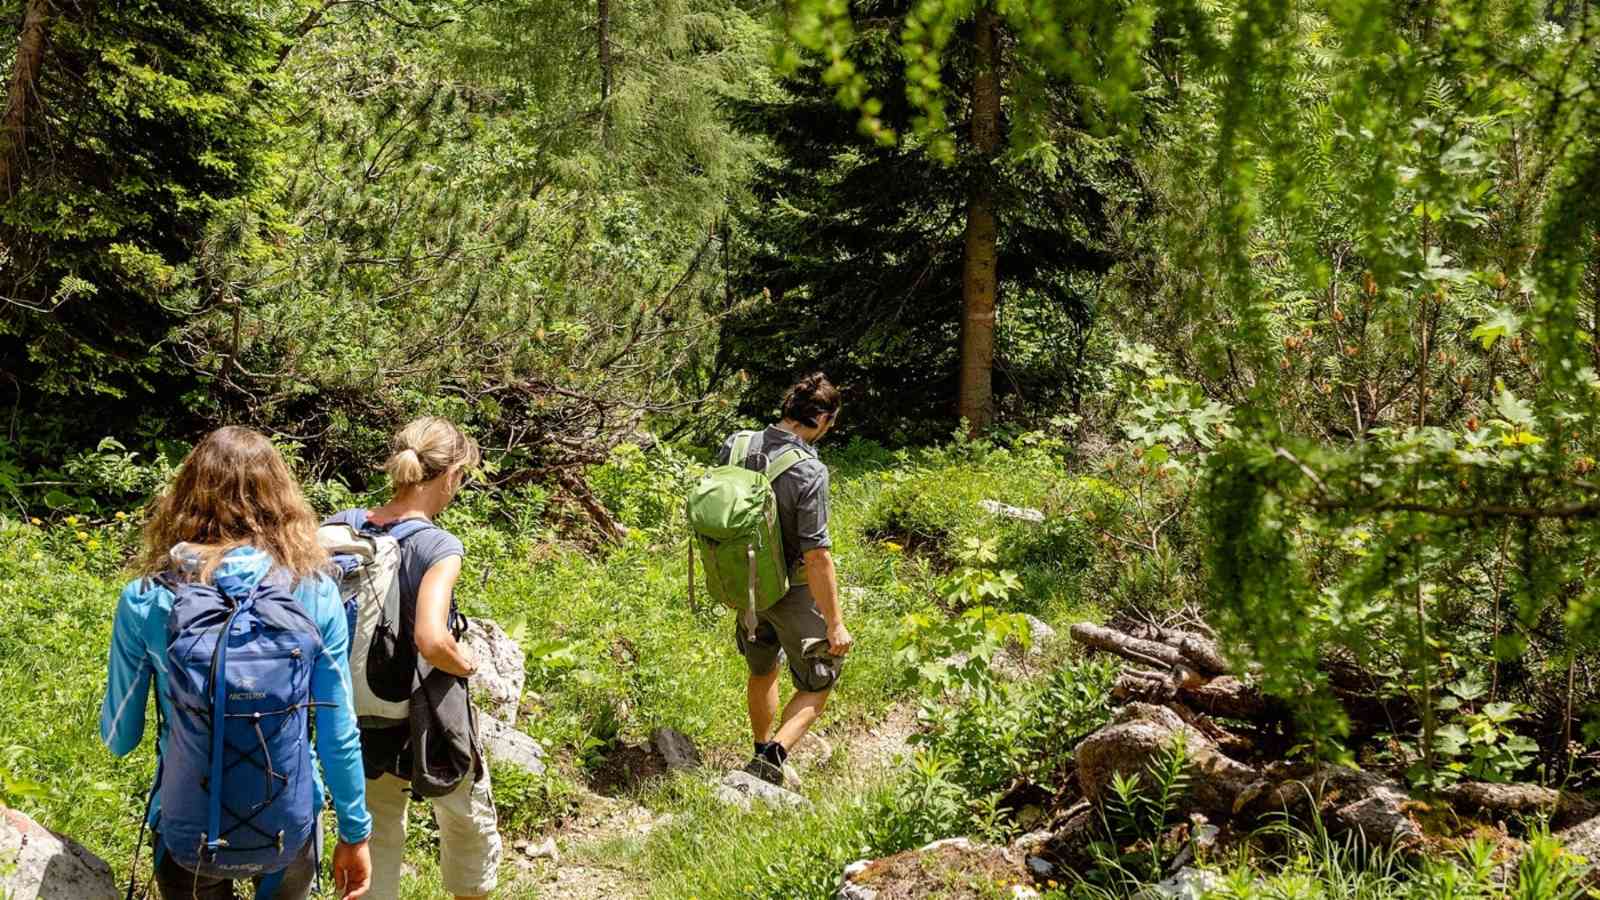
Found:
[1036,620,1599,883]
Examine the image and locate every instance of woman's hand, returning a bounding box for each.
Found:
[333,838,372,899]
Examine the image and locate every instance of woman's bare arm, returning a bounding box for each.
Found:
[412,556,477,676]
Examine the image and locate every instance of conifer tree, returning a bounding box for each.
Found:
[725,0,1128,438]
[0,0,275,452]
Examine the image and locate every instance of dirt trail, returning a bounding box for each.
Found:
[510,701,921,899]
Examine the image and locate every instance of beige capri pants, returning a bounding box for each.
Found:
[365,769,502,898]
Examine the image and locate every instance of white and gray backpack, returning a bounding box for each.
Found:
[317,519,434,728]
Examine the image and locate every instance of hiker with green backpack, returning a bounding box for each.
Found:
[687,372,851,786]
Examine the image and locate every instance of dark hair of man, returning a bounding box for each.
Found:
[781,372,842,427]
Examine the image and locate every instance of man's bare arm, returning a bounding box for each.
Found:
[804,547,852,656]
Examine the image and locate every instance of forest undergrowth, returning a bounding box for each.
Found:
[4,429,1595,898]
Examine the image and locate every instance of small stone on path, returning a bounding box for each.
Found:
[649,726,701,771]
[715,770,810,811]
[515,837,560,864]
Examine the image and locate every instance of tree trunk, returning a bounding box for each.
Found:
[1,0,51,198]
[597,0,613,144]
[957,5,1001,434]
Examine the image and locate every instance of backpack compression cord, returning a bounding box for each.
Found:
[160,573,326,879]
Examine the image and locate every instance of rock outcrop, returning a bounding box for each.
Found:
[978,500,1046,524]
[463,617,527,724]
[0,806,118,900]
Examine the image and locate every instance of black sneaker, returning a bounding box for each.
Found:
[742,754,785,786]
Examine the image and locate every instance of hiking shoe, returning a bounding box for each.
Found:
[742,755,785,787]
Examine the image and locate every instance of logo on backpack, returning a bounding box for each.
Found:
[158,573,324,878]
[686,431,810,638]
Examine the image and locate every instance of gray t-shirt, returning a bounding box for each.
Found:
[717,426,832,572]
[326,509,464,613]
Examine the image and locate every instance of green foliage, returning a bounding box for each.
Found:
[726,0,1132,439]
[587,443,702,535]
[1422,675,1541,787]
[912,662,1116,803]
[0,0,277,446]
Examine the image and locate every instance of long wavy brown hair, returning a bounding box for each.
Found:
[136,426,328,582]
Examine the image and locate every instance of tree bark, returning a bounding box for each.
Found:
[957,5,1001,434]
[597,0,613,144]
[1,0,51,198]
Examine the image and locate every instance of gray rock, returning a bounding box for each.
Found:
[649,727,701,771]
[462,618,526,724]
[714,770,810,811]
[1026,855,1054,877]
[480,714,546,776]
[1556,814,1600,887]
[514,836,560,863]
[978,500,1045,524]
[0,806,118,900]
[993,615,1058,678]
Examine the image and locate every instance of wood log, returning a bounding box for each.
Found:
[1182,676,1281,722]
[1077,621,1403,733]
[1071,623,1190,671]
[1122,622,1230,675]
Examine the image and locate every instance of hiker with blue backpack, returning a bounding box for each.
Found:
[323,417,501,900]
[687,372,852,786]
[99,426,372,900]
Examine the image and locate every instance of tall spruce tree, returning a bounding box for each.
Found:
[723,1,1126,439]
[0,0,276,455]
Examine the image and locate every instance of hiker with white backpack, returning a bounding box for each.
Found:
[688,372,852,786]
[322,416,501,900]
[99,426,372,900]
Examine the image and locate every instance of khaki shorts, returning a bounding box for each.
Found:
[735,583,842,693]
[366,769,501,898]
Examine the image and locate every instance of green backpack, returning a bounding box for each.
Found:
[686,431,810,638]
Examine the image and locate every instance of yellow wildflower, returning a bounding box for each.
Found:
[87,539,100,550]
[29,517,41,526]
[65,515,79,526]
[884,541,903,553]
[76,531,89,541]
[115,511,128,521]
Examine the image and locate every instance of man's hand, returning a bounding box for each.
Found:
[826,621,854,657]
[333,838,372,900]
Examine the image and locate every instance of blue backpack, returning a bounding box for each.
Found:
[155,572,325,879]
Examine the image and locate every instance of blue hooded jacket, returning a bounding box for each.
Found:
[99,545,372,845]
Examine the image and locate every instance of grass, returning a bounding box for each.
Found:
[0,436,1102,898]
[2,435,1593,899]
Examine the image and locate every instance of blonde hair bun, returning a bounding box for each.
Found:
[384,417,480,486]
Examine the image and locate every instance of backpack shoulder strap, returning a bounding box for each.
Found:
[386,518,438,543]
[764,447,811,482]
[728,431,756,469]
